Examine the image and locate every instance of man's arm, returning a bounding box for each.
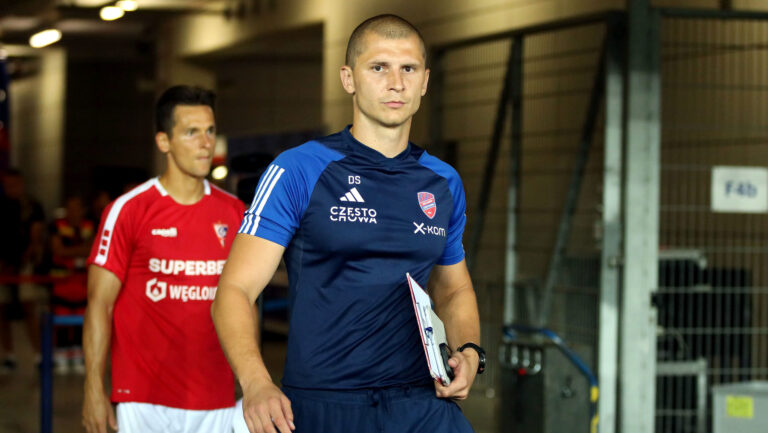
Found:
[428,259,481,400]
[212,233,294,433]
[82,265,121,433]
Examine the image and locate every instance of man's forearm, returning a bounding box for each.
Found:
[212,286,272,388]
[82,302,112,394]
[434,287,481,349]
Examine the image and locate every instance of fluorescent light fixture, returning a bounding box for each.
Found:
[211,166,228,180]
[116,1,138,12]
[29,29,62,48]
[100,6,125,21]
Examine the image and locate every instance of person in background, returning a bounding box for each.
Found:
[88,189,112,226]
[49,195,94,374]
[0,168,47,373]
[82,85,246,433]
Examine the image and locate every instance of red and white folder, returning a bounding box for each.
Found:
[406,272,453,385]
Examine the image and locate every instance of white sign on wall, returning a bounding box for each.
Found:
[711,166,768,213]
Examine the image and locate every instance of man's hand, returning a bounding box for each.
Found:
[241,378,295,433]
[82,266,121,433]
[435,348,479,400]
[82,388,117,433]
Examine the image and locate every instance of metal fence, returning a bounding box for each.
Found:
[430,16,614,431]
[656,11,768,433]
[433,36,512,393]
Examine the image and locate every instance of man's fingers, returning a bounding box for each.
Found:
[84,416,105,433]
[448,356,460,368]
[269,400,292,433]
[280,395,295,430]
[245,415,260,433]
[90,417,106,433]
[435,373,470,399]
[107,405,118,430]
[244,405,261,433]
[257,407,278,433]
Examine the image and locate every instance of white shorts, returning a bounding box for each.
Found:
[116,402,236,433]
[232,399,249,433]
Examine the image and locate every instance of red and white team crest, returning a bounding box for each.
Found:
[418,192,437,219]
[213,222,228,247]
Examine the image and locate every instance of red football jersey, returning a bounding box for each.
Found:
[87,178,246,410]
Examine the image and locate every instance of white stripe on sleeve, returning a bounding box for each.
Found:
[94,179,156,266]
[243,166,285,234]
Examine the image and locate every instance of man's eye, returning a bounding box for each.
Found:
[403,66,413,72]
[372,65,383,72]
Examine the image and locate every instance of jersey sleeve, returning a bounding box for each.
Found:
[438,172,467,266]
[86,200,135,283]
[238,152,309,247]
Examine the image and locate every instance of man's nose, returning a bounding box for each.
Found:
[388,69,405,91]
[202,132,215,149]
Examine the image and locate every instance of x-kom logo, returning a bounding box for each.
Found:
[413,222,446,237]
[146,278,167,302]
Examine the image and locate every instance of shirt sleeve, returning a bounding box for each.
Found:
[238,153,308,247]
[437,173,467,266]
[87,200,134,283]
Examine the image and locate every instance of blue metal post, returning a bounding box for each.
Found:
[40,311,53,433]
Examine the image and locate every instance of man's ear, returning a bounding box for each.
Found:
[340,66,355,95]
[421,68,430,96]
[156,132,170,153]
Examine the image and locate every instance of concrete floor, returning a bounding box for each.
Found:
[0,321,498,433]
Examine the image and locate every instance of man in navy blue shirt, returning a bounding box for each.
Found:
[213,14,483,433]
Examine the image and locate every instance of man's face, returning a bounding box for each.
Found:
[341,32,429,129]
[157,105,216,179]
[65,197,84,223]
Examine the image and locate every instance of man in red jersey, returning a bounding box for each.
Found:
[82,86,246,433]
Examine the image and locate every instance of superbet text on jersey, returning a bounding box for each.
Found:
[87,178,246,410]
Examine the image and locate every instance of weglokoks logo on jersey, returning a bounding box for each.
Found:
[213,222,228,247]
[146,278,167,302]
[418,192,436,219]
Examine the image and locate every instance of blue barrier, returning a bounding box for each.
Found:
[40,313,84,433]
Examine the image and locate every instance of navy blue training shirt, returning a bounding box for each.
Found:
[238,126,467,390]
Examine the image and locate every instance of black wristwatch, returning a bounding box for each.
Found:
[457,342,486,374]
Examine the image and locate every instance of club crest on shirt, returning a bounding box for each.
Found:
[418,192,436,219]
[213,222,228,247]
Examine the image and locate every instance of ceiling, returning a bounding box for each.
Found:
[0,0,242,45]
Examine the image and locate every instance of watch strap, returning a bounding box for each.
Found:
[457,342,486,374]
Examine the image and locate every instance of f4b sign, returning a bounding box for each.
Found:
[711,166,768,213]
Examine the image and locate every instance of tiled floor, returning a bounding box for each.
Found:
[0,320,498,433]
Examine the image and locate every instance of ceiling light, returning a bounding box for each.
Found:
[211,166,228,180]
[100,6,125,21]
[29,29,62,48]
[116,1,138,12]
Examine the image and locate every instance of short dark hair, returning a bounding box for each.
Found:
[154,85,216,137]
[345,14,426,68]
